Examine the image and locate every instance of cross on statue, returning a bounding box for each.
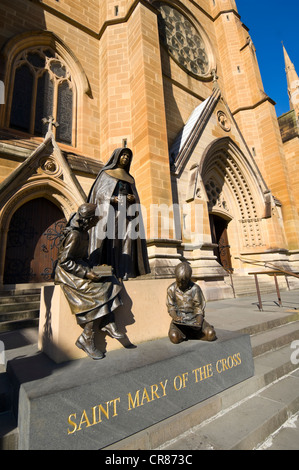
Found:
[42,116,59,136]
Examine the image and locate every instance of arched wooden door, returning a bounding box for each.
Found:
[210,214,233,272]
[4,198,66,284]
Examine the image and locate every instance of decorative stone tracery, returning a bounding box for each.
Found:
[201,142,266,249]
[155,1,215,79]
[205,178,230,213]
[8,46,74,144]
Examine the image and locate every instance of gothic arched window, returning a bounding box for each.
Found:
[9,47,74,145]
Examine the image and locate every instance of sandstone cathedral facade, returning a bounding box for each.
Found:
[0,0,298,299]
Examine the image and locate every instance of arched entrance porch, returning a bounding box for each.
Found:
[199,137,269,273]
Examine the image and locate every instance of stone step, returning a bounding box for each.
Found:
[0,294,40,305]
[250,321,299,358]
[0,289,40,297]
[0,289,41,333]
[159,369,299,450]
[238,310,299,337]
[0,316,39,333]
[234,285,288,297]
[256,410,299,450]
[0,302,40,314]
[0,309,40,325]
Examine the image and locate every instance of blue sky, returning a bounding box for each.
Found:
[236,0,299,117]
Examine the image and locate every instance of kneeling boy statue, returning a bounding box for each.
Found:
[167,262,216,344]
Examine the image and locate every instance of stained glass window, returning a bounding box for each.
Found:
[9,47,74,145]
[10,65,33,132]
[50,61,67,78]
[56,81,73,144]
[27,52,46,68]
[34,72,54,136]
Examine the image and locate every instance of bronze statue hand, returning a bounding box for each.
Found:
[111,196,119,204]
[194,314,204,327]
[173,314,183,323]
[86,271,101,282]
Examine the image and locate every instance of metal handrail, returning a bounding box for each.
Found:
[235,256,299,311]
[234,256,299,279]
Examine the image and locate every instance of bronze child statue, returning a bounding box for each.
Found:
[167,262,216,344]
[54,203,124,360]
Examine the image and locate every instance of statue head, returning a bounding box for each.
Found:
[117,149,132,170]
[175,262,192,291]
[77,203,99,231]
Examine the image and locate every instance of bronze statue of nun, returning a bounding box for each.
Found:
[54,203,124,360]
[87,147,150,280]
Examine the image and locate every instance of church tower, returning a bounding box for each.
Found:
[278,45,299,241]
[283,45,299,120]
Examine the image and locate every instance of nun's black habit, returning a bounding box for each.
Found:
[87,148,150,279]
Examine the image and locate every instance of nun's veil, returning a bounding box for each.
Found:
[102,147,133,173]
[88,147,133,200]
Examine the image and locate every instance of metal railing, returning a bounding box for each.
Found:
[235,256,299,311]
[234,256,299,279]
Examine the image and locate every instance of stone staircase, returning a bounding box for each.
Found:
[0,288,41,450]
[155,318,299,451]
[104,309,299,451]
[0,289,40,333]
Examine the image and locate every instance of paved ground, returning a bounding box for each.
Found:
[198,288,298,336]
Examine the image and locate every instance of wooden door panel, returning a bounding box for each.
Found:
[4,198,66,284]
[210,214,232,271]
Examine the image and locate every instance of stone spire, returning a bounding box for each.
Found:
[283,44,299,117]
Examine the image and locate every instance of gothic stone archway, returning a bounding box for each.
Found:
[200,138,267,268]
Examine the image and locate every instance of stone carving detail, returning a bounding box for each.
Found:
[204,152,265,248]
[217,110,231,132]
[39,156,62,177]
[205,178,229,213]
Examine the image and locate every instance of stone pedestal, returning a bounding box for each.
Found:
[16,331,254,450]
[38,279,173,363]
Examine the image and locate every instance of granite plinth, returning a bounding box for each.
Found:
[9,329,255,450]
